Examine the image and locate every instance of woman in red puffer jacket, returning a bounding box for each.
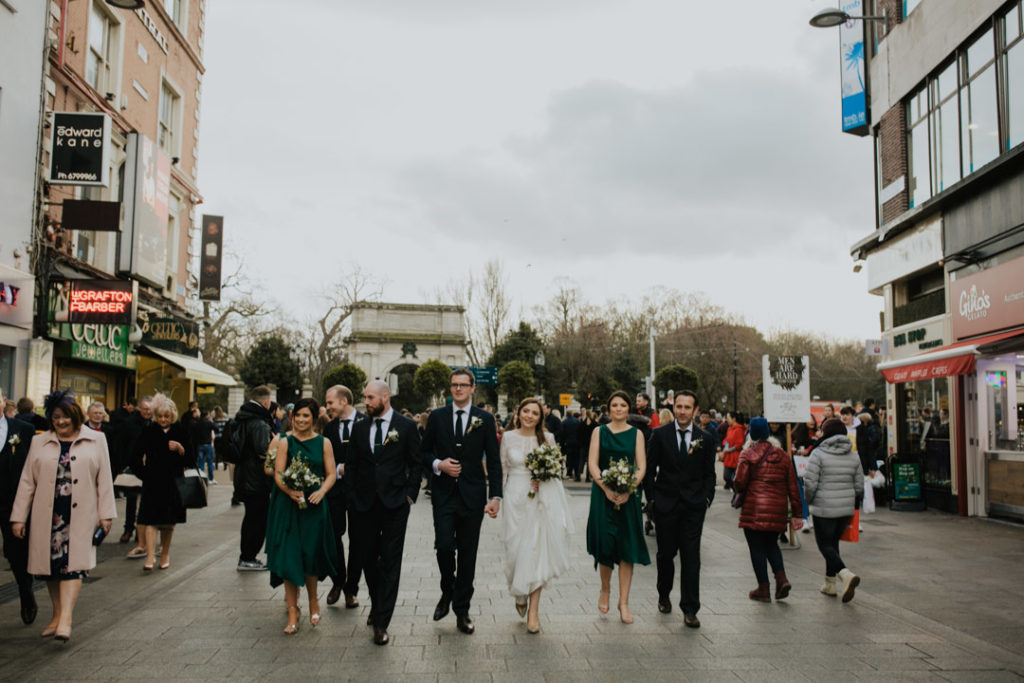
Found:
[733,417,803,603]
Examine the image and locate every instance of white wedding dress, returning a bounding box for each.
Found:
[500,430,575,599]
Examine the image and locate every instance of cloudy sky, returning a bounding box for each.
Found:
[199,0,880,340]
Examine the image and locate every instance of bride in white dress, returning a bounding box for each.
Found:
[500,397,575,633]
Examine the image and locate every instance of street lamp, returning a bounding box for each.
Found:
[809,7,889,33]
[533,350,545,399]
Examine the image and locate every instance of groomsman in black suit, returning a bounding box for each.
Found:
[0,387,41,625]
[347,380,422,645]
[323,384,367,609]
[644,389,717,628]
[420,368,502,635]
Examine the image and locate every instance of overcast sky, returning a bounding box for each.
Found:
[199,0,880,341]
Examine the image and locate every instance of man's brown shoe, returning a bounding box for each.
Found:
[373,626,389,645]
[683,613,701,628]
[345,592,359,609]
[326,584,342,606]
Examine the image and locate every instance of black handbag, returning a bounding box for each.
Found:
[175,469,208,509]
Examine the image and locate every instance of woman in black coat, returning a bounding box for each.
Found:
[132,394,194,570]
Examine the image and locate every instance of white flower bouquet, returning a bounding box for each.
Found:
[524,442,565,498]
[600,458,638,510]
[279,454,323,509]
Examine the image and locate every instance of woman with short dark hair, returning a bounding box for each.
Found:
[10,390,116,641]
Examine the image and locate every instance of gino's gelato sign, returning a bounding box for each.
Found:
[951,258,1024,340]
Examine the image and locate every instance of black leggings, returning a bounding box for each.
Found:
[743,528,784,584]
[813,515,851,576]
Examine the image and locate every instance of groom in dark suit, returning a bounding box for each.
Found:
[0,387,41,625]
[323,384,368,608]
[347,381,422,645]
[420,368,501,635]
[644,389,716,628]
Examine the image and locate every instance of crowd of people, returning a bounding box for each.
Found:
[0,372,876,646]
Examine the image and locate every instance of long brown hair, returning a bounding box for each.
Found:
[515,397,547,445]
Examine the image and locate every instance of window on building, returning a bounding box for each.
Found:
[165,192,180,290]
[932,61,961,191]
[904,0,923,19]
[86,3,115,93]
[163,0,183,27]
[962,28,1000,172]
[158,80,180,154]
[907,85,932,207]
[1003,2,1024,149]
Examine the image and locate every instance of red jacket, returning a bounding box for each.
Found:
[721,424,746,468]
[734,440,802,532]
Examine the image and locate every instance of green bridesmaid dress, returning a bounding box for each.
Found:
[265,434,338,587]
[586,425,651,569]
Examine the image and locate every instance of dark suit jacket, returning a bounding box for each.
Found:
[324,411,367,502]
[420,405,502,509]
[0,417,37,513]
[644,421,717,513]
[347,411,422,512]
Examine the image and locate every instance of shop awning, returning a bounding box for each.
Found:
[137,345,237,386]
[878,329,1024,384]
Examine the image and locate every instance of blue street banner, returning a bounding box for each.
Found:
[839,0,869,136]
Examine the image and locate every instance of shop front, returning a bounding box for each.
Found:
[950,255,1024,521]
[49,323,136,410]
[877,315,958,512]
[0,264,36,400]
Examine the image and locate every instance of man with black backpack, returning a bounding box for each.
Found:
[231,385,275,571]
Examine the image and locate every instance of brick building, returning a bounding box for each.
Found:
[849,0,1024,519]
[28,0,232,415]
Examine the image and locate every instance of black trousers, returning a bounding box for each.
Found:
[327,497,364,595]
[354,500,410,630]
[563,443,580,478]
[813,515,850,576]
[239,491,270,562]
[122,489,139,535]
[0,519,33,600]
[432,493,484,616]
[743,528,784,584]
[654,501,706,615]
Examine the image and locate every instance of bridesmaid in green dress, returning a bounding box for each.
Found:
[266,398,338,634]
[586,390,650,624]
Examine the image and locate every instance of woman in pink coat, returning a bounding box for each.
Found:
[10,391,116,642]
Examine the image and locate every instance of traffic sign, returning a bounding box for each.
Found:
[559,393,572,406]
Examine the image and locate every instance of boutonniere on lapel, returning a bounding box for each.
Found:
[687,437,703,455]
[382,429,400,446]
[8,434,20,447]
[466,417,483,434]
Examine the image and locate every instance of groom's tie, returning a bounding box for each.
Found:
[373,418,383,455]
[342,419,351,442]
[455,409,465,445]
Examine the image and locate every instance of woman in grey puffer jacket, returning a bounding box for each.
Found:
[804,418,865,602]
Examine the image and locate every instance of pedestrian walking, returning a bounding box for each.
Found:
[733,417,803,602]
[643,389,713,628]
[720,412,746,490]
[10,390,116,642]
[233,386,275,571]
[586,391,649,625]
[265,398,337,635]
[193,410,216,484]
[131,394,193,571]
[804,418,864,602]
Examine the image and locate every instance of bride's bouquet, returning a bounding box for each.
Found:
[600,458,638,510]
[524,442,565,498]
[279,454,322,509]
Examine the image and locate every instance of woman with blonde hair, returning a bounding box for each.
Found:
[131,394,194,571]
[11,390,116,641]
[500,397,574,633]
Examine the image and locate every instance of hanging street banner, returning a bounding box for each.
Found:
[762,355,811,423]
[199,214,223,301]
[48,112,111,186]
[839,0,869,136]
[120,132,171,288]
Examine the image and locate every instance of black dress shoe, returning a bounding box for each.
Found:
[20,597,37,625]
[683,612,701,628]
[456,614,474,634]
[433,595,451,621]
[657,597,671,614]
[373,626,389,645]
[345,592,359,609]
[326,584,342,606]
[366,613,374,626]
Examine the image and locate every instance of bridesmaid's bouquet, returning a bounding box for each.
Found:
[601,458,638,510]
[280,454,322,509]
[524,443,565,498]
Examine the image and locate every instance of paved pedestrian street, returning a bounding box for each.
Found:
[2,474,1023,682]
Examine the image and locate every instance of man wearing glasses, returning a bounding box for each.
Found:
[420,368,502,635]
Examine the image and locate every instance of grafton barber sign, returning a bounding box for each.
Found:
[49,280,136,326]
